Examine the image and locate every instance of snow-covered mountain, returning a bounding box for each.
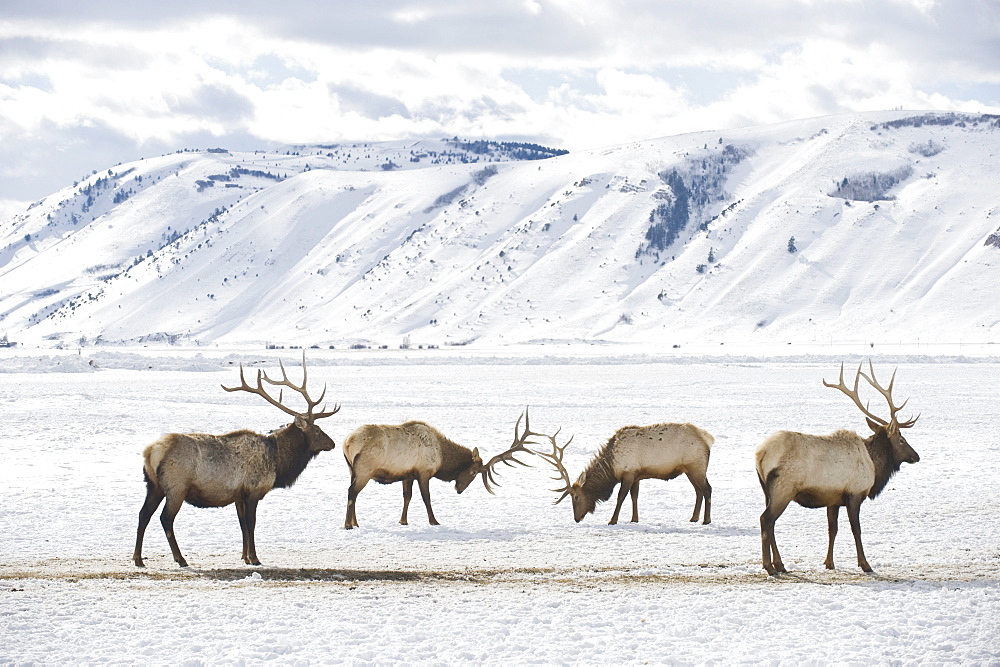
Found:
[2,112,998,349]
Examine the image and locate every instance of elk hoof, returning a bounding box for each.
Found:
[133,558,145,568]
[177,560,189,568]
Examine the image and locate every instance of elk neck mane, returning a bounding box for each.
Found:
[579,433,621,504]
[270,423,320,489]
[434,429,475,477]
[864,427,903,500]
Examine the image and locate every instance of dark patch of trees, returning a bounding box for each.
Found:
[829,166,914,202]
[228,167,282,181]
[642,170,690,254]
[873,112,1000,131]
[448,140,569,160]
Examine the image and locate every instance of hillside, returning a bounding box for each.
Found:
[1,112,998,349]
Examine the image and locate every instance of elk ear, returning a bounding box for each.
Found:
[865,417,882,433]
[294,415,309,430]
[578,470,587,487]
[471,447,481,461]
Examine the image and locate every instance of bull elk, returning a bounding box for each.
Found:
[133,355,339,567]
[533,423,714,525]
[756,361,920,575]
[342,410,548,529]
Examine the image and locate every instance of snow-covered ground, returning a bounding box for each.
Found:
[2,349,998,663]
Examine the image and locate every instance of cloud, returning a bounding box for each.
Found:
[0,0,997,209]
[168,83,255,124]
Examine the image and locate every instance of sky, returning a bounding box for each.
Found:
[1,0,998,219]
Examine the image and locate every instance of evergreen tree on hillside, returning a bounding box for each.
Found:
[643,170,690,253]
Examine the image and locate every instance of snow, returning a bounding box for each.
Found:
[2,349,998,663]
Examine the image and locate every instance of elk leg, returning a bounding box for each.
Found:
[760,495,790,575]
[846,496,872,573]
[243,496,261,566]
[133,481,165,567]
[400,478,414,525]
[235,498,249,562]
[629,480,640,523]
[686,470,712,524]
[345,472,369,530]
[824,505,840,570]
[417,475,439,525]
[159,494,188,568]
[609,474,635,525]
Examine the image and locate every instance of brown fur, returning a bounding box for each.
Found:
[570,423,714,525]
[133,416,335,567]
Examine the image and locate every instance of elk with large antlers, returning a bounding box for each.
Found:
[755,361,920,575]
[342,410,544,529]
[532,423,714,525]
[133,354,339,567]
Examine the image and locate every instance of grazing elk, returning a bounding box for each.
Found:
[755,361,920,575]
[533,423,714,525]
[342,410,547,529]
[133,355,339,567]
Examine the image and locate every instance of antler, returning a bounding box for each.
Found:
[481,409,541,494]
[823,362,886,425]
[528,424,575,505]
[823,360,918,429]
[222,351,340,421]
[858,360,919,428]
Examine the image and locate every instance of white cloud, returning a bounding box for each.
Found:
[0,1,997,208]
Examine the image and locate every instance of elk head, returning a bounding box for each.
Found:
[222,351,340,453]
[823,360,920,465]
[454,448,484,494]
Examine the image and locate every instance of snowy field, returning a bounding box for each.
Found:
[1,348,999,663]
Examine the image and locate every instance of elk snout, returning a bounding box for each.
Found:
[898,435,919,464]
[313,427,337,452]
[314,434,336,452]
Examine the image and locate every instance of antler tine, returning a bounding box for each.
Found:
[262,355,298,391]
[530,430,574,504]
[859,360,917,428]
[823,362,888,426]
[481,408,542,494]
[223,354,339,421]
[259,351,340,421]
[221,363,301,418]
